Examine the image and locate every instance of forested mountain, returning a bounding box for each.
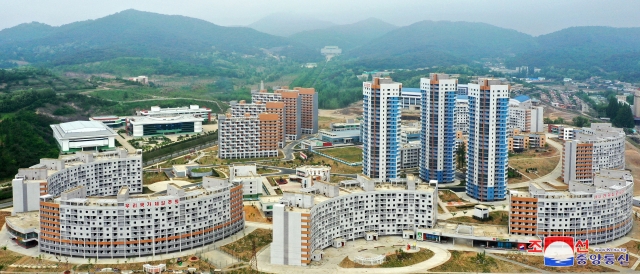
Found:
[248,14,336,37]
[347,20,536,69]
[290,18,397,51]
[0,9,318,65]
[506,26,640,81]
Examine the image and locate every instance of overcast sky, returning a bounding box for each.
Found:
[1,0,639,36]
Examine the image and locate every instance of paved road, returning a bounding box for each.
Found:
[508,136,564,189]
[282,135,315,161]
[115,133,136,153]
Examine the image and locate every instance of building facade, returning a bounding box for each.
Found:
[362,78,402,181]
[37,177,244,258]
[509,170,633,244]
[466,79,509,201]
[229,164,263,199]
[455,95,469,134]
[217,114,279,159]
[51,121,118,154]
[420,74,456,183]
[127,115,203,137]
[137,105,212,121]
[562,123,625,184]
[271,176,438,266]
[251,87,318,140]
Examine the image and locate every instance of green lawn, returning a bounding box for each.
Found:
[317,146,363,162]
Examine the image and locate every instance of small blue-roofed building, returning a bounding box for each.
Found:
[320,129,361,144]
[400,88,421,110]
[514,95,531,103]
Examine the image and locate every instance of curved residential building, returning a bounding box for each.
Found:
[271,175,438,266]
[8,149,244,258]
[562,123,625,184]
[509,169,633,244]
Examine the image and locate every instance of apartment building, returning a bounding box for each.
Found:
[466,79,509,201]
[217,113,279,159]
[508,98,544,133]
[400,142,420,169]
[271,175,438,266]
[562,123,625,184]
[296,87,319,135]
[251,87,318,140]
[137,105,213,121]
[457,84,469,96]
[455,95,469,134]
[420,73,456,183]
[362,78,402,181]
[229,164,263,199]
[507,132,547,152]
[509,170,633,244]
[36,176,244,258]
[230,100,266,117]
[12,148,143,214]
[230,101,286,148]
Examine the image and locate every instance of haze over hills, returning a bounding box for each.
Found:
[248,13,336,37]
[506,26,640,78]
[289,18,397,51]
[0,9,318,65]
[347,20,537,69]
[0,10,639,77]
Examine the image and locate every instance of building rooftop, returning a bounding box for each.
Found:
[51,121,117,139]
[401,88,421,94]
[128,114,203,124]
[514,95,531,102]
[5,211,40,233]
[285,179,437,213]
[424,222,537,242]
[320,129,361,138]
[457,95,469,100]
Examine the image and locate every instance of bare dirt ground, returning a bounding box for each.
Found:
[544,105,579,122]
[318,101,363,120]
[624,141,640,195]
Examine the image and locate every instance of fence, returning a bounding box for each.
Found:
[143,141,217,166]
[311,149,362,166]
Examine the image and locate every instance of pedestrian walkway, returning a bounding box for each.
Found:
[255,237,452,274]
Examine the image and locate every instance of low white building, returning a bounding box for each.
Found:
[50,121,117,154]
[127,115,203,137]
[137,105,213,121]
[229,164,263,200]
[291,165,331,188]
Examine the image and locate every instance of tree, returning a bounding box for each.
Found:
[572,116,590,127]
[613,104,635,128]
[456,143,467,172]
[606,96,620,119]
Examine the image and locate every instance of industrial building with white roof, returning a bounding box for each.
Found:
[51,121,118,153]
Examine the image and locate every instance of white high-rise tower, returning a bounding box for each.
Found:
[362,77,402,181]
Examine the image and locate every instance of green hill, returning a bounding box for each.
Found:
[506,26,640,80]
[348,20,536,69]
[0,9,318,65]
[290,18,397,51]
